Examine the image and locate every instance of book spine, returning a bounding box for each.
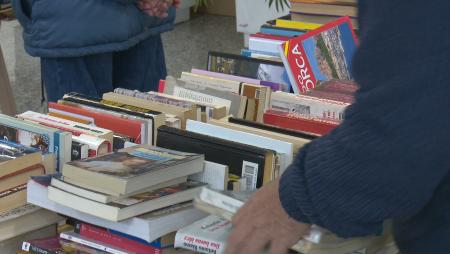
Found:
[71,141,88,161]
[76,223,161,254]
[22,242,60,254]
[174,232,225,254]
[59,232,130,254]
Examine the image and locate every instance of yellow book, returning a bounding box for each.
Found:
[275,19,322,30]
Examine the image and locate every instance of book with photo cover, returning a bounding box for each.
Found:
[279,16,358,94]
[207,51,292,92]
[0,114,72,171]
[22,236,108,254]
[48,180,206,221]
[62,145,204,195]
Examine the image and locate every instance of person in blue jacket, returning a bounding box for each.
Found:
[13,0,177,102]
[225,1,450,254]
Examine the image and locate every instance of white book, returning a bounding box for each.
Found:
[249,36,285,55]
[60,231,128,254]
[72,134,110,156]
[180,72,241,94]
[189,161,229,191]
[186,120,293,175]
[174,215,230,254]
[18,111,114,148]
[27,176,207,242]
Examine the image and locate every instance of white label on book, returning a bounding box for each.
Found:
[22,242,31,251]
[173,86,232,114]
[241,161,259,190]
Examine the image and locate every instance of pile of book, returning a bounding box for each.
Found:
[289,0,358,28]
[0,13,399,254]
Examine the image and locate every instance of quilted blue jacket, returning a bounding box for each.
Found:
[12,0,175,57]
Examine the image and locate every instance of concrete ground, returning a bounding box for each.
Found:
[0,14,243,114]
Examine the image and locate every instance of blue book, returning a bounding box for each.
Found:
[240,49,280,58]
[260,25,305,37]
[109,229,174,249]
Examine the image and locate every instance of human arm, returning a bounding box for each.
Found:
[225,1,450,252]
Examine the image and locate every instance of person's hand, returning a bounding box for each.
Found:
[225,180,311,254]
[137,0,172,18]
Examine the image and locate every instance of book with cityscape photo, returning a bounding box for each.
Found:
[280,16,358,94]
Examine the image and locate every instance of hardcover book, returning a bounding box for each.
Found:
[279,17,358,94]
[157,126,276,189]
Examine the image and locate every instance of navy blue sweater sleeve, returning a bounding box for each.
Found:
[279,0,450,238]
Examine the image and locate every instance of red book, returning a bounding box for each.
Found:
[263,109,339,135]
[279,16,358,94]
[48,102,142,144]
[158,79,166,93]
[75,222,161,254]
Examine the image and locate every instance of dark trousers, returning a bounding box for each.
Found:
[41,35,167,102]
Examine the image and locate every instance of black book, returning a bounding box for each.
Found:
[228,117,319,140]
[157,126,276,189]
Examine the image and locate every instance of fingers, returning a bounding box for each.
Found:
[137,0,171,18]
[269,240,290,254]
[224,224,254,254]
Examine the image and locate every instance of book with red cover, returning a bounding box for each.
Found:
[22,236,107,254]
[279,16,358,94]
[263,109,339,135]
[48,102,143,144]
[74,222,161,254]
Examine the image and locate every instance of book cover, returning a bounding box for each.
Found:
[280,16,358,94]
[0,139,40,160]
[207,51,292,92]
[174,215,230,254]
[59,232,131,254]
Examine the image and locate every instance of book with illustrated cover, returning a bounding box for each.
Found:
[207,51,292,92]
[0,114,71,171]
[62,145,204,196]
[18,111,114,152]
[279,17,358,94]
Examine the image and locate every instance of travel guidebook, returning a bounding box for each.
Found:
[280,16,358,94]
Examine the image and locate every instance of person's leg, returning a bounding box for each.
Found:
[41,53,114,102]
[113,34,167,92]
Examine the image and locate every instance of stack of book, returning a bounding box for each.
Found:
[22,145,208,253]
[290,0,358,29]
